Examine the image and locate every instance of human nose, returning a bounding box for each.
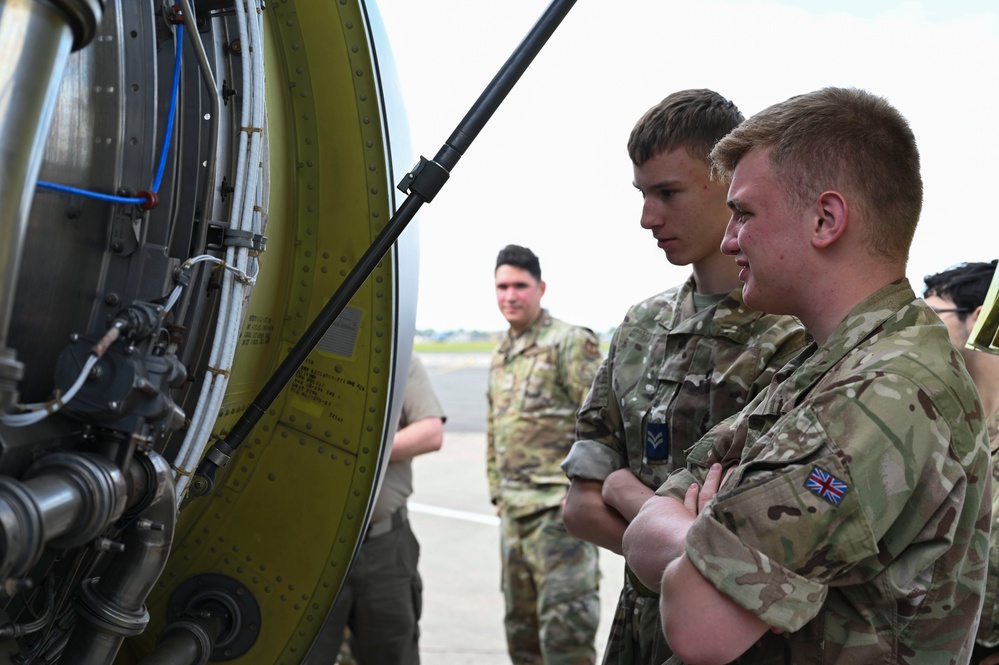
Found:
[639,198,661,230]
[720,216,739,256]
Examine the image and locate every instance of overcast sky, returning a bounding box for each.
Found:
[374,0,997,334]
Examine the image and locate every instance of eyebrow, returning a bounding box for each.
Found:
[632,178,684,191]
[726,197,746,211]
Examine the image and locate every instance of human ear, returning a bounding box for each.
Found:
[811,191,848,249]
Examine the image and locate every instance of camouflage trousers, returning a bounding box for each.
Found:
[500,505,600,665]
[601,569,672,665]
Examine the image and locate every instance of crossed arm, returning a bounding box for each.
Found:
[622,464,773,665]
[563,467,655,555]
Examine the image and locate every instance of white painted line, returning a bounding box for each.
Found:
[415,352,492,369]
[409,501,500,526]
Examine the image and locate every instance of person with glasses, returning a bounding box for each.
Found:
[924,259,999,665]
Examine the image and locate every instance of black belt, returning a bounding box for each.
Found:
[365,505,407,540]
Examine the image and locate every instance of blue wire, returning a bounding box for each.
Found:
[36,22,184,206]
[152,23,183,192]
[36,181,145,205]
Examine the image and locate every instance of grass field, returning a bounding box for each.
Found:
[414,339,611,353]
[414,340,496,353]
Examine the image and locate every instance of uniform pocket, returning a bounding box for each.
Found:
[711,407,879,578]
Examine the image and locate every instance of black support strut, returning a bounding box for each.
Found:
[191,0,577,495]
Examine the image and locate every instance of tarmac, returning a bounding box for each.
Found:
[411,352,625,664]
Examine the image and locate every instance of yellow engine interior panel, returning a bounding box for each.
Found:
[124,1,400,662]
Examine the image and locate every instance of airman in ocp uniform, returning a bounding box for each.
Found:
[488,244,603,665]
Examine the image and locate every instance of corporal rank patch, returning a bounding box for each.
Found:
[645,422,668,461]
[804,466,848,506]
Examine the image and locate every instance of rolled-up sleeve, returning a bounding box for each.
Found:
[684,506,829,632]
[561,439,624,481]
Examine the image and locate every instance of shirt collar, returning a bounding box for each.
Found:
[660,276,765,345]
[500,309,550,356]
[769,279,919,412]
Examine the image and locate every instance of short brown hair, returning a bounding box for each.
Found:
[627,89,743,166]
[710,87,922,262]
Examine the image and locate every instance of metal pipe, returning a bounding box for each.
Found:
[0,452,126,581]
[137,614,224,665]
[47,0,104,51]
[0,0,78,410]
[61,452,176,665]
[176,0,219,245]
[171,0,220,325]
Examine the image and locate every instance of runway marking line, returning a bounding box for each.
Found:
[409,501,500,526]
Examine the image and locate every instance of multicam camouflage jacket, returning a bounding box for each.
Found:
[659,280,992,664]
[977,410,999,647]
[560,277,807,665]
[563,277,808,489]
[487,310,602,519]
[562,277,808,665]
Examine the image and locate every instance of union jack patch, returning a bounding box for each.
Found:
[804,466,848,506]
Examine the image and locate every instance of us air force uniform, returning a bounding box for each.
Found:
[488,309,603,665]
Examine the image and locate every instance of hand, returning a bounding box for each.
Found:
[603,467,636,496]
[682,463,725,517]
[602,468,654,522]
[981,653,999,665]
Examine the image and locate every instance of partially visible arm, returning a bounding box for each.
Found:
[486,388,500,506]
[602,468,655,522]
[389,416,444,462]
[624,462,771,663]
[392,357,446,463]
[622,464,723,592]
[622,493,696,590]
[485,366,505,516]
[563,478,628,554]
[560,328,603,405]
[660,554,773,665]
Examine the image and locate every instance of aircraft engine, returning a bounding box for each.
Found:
[0,0,415,662]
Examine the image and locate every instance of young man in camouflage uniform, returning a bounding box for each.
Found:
[923,260,999,664]
[560,89,808,665]
[488,244,603,665]
[624,87,992,664]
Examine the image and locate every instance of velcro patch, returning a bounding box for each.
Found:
[645,422,668,461]
[804,466,848,506]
